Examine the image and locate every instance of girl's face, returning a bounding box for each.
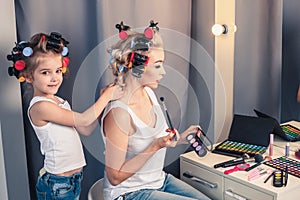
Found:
[26,53,63,97]
[139,49,166,89]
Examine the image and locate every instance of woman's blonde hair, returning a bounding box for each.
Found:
[108,21,163,85]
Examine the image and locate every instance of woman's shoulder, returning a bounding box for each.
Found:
[144,86,154,94]
[106,106,131,121]
[103,103,135,134]
[144,87,159,105]
[105,101,131,120]
[103,100,128,116]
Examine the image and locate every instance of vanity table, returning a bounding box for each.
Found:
[180,121,300,200]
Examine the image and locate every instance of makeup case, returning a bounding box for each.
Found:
[212,114,275,157]
[254,109,300,142]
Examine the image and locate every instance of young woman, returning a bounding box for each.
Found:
[101,21,210,200]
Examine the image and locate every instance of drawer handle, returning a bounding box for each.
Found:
[224,189,248,200]
[182,172,217,189]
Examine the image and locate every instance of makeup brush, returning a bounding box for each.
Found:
[245,155,271,172]
[160,97,176,140]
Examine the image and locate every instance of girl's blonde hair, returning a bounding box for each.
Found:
[7,32,69,82]
[7,32,69,99]
[25,33,68,78]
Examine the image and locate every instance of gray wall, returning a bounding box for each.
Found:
[0,0,31,199]
[282,0,300,122]
[188,0,215,140]
[234,0,283,119]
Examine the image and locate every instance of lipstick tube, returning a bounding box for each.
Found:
[269,134,273,157]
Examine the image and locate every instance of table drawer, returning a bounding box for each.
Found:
[180,160,223,200]
[224,178,274,200]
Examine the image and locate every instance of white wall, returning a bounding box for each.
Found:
[0,0,31,199]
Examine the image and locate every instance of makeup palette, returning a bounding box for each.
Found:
[280,124,300,141]
[212,140,267,157]
[254,109,300,142]
[264,156,300,178]
[186,133,207,157]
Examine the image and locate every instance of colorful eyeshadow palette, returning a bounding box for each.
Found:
[212,140,267,157]
[264,156,300,178]
[280,124,300,141]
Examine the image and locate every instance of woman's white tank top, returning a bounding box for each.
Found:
[100,87,169,200]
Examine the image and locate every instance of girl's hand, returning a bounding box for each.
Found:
[179,125,202,145]
[101,83,124,101]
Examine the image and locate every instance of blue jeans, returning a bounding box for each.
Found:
[36,171,83,200]
[117,174,211,200]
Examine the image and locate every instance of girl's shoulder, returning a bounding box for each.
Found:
[29,96,66,109]
[29,96,54,107]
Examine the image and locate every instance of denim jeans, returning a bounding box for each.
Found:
[116,173,211,200]
[36,171,83,200]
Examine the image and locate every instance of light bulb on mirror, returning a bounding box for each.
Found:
[212,24,228,36]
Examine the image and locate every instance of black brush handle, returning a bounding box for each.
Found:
[245,161,263,172]
[160,97,176,140]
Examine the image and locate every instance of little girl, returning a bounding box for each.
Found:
[7,32,124,199]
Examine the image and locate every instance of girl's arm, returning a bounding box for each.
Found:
[103,107,176,186]
[75,83,124,135]
[29,84,124,136]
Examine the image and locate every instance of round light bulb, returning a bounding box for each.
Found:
[212,24,228,36]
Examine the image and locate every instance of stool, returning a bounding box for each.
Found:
[88,178,104,200]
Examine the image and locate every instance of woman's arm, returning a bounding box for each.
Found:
[104,107,176,186]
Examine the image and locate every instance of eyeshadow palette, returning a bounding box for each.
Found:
[186,133,207,157]
[280,124,300,141]
[264,156,300,178]
[212,140,267,157]
[254,109,300,141]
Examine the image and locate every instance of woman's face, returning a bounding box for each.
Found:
[139,49,166,89]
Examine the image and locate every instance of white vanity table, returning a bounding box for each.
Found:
[180,121,300,200]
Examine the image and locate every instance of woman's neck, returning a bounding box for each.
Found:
[121,77,146,105]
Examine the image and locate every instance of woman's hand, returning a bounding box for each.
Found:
[178,125,202,145]
[152,129,180,150]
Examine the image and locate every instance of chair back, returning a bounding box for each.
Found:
[88,178,104,200]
